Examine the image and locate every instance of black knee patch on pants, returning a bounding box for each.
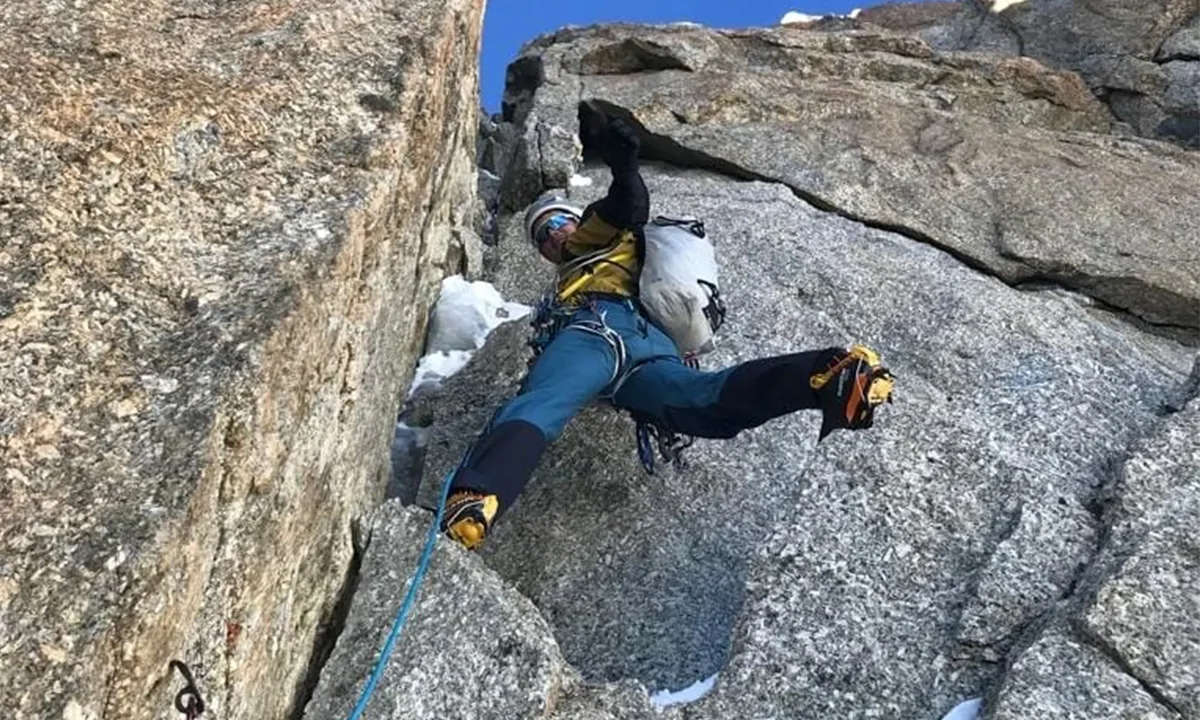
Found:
[662,349,830,438]
[450,420,548,514]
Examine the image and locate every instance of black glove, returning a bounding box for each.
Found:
[600,117,640,170]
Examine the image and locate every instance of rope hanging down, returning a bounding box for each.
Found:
[344,470,455,720]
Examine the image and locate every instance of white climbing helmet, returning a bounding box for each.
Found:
[523,193,582,246]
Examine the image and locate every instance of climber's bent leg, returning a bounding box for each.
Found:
[612,350,834,438]
[443,324,618,548]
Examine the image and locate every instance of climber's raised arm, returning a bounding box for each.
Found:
[568,117,649,253]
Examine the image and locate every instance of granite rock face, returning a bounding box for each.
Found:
[401,17,1198,720]
[301,503,675,720]
[855,1,966,33]
[414,161,1194,717]
[0,0,484,718]
[908,0,1200,147]
[302,503,567,720]
[989,628,1183,720]
[987,402,1199,719]
[1077,402,1200,718]
[497,23,1200,332]
[8,6,1199,720]
[1160,14,1200,62]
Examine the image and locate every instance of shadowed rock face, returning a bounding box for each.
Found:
[0,0,483,718]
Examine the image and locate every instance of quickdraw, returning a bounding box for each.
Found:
[527,292,572,362]
[635,415,694,474]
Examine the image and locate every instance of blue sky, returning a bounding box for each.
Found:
[481,0,882,111]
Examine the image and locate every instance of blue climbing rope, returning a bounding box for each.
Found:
[344,470,455,720]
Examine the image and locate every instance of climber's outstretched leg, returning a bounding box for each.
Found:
[612,346,894,441]
[441,323,619,549]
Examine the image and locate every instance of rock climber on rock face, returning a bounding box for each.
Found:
[440,115,896,550]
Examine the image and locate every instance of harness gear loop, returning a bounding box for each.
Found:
[168,660,205,719]
[527,293,572,362]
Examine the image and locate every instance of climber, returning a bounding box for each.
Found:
[439,115,895,549]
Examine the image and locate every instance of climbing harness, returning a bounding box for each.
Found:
[529,293,695,473]
[343,467,455,720]
[168,660,205,720]
[568,312,628,390]
[528,295,628,388]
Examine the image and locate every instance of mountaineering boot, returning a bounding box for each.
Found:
[441,490,500,550]
[809,344,896,441]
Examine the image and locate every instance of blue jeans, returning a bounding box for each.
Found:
[450,300,830,512]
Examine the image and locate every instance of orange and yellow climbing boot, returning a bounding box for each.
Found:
[809,344,896,441]
[440,490,500,550]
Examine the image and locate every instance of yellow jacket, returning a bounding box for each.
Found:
[556,212,641,304]
[554,153,649,304]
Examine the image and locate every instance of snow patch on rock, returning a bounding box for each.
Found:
[649,674,718,709]
[412,275,530,395]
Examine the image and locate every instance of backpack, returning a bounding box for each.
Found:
[638,216,726,357]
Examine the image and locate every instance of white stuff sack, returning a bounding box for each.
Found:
[639,216,724,357]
